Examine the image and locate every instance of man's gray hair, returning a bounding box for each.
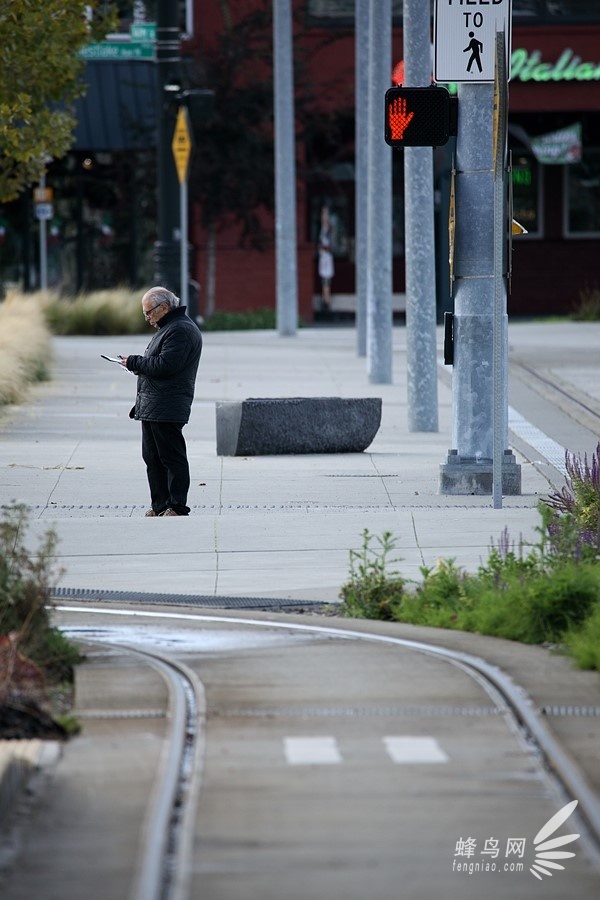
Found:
[143,286,180,310]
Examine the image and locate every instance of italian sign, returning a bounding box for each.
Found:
[434,0,512,84]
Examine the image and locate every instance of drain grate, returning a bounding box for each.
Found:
[51,586,330,613]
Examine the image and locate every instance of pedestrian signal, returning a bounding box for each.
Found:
[384,86,456,148]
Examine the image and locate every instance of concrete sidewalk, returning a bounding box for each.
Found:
[0,322,593,604]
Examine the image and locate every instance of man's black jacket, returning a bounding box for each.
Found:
[126,307,202,423]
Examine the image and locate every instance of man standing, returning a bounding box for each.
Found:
[120,286,202,517]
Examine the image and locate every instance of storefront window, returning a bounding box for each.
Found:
[392,194,405,259]
[310,195,349,258]
[308,1,599,23]
[307,1,430,24]
[514,0,542,16]
[565,150,600,236]
[546,1,600,19]
[511,155,541,236]
[110,1,192,37]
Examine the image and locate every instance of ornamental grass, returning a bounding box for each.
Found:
[0,290,51,407]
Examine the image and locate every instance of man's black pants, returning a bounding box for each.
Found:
[141,420,190,515]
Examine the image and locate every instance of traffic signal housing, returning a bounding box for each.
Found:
[384,86,457,148]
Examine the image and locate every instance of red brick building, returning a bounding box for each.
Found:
[186,0,600,320]
[2,1,599,320]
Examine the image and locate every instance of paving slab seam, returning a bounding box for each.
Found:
[46,441,82,507]
[367,453,396,508]
[212,525,220,596]
[409,511,426,568]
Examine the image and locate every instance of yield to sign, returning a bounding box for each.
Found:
[434,0,512,84]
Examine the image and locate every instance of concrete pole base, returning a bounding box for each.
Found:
[439,449,522,496]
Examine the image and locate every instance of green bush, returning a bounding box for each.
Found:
[11,288,280,336]
[465,561,599,644]
[565,601,600,670]
[397,559,476,629]
[202,308,277,331]
[339,503,600,667]
[571,284,600,321]
[43,287,150,335]
[339,529,405,620]
[544,443,600,540]
[0,504,82,684]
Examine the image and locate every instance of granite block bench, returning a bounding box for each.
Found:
[216,397,382,456]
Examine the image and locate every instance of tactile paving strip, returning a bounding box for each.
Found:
[541,706,600,717]
[209,705,502,718]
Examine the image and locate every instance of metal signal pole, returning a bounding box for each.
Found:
[154,0,181,294]
[273,0,298,336]
[403,0,439,432]
[366,0,393,384]
[355,0,369,358]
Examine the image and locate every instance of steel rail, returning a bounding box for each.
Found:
[511,359,600,423]
[59,605,600,880]
[88,642,206,900]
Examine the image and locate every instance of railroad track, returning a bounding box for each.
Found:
[124,649,205,900]
[509,357,600,436]
[66,641,207,900]
[61,604,600,898]
[512,361,600,425]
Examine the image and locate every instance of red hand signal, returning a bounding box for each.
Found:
[388,97,414,140]
[384,87,453,148]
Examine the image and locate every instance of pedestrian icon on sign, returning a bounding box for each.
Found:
[464,32,483,73]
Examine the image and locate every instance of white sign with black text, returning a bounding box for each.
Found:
[434,0,512,84]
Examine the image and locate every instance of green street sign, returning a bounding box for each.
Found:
[79,42,155,61]
[130,22,156,41]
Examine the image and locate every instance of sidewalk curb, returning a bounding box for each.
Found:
[0,740,61,828]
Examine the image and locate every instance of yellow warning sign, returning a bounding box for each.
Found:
[34,186,53,203]
[172,106,192,185]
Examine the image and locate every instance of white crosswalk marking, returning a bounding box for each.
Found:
[282,736,449,765]
[383,736,449,764]
[284,736,343,765]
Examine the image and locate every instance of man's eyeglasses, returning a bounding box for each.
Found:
[143,302,164,320]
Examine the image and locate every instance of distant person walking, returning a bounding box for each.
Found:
[120,286,202,517]
[318,205,335,313]
[464,32,483,73]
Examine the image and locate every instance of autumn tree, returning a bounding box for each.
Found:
[0,0,116,201]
